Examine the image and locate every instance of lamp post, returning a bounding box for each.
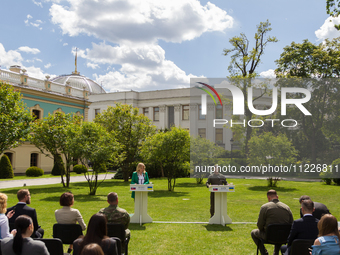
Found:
[230,138,234,161]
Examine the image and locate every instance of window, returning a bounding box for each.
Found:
[95,109,100,116]
[4,153,13,165]
[32,109,41,120]
[143,108,149,117]
[216,105,223,119]
[30,153,39,167]
[198,104,206,120]
[215,128,223,144]
[182,105,189,120]
[198,128,206,139]
[153,107,159,121]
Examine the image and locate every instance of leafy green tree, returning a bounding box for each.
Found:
[30,112,82,187]
[51,154,65,176]
[275,38,340,163]
[0,154,14,179]
[190,136,224,184]
[223,20,278,155]
[95,104,156,181]
[70,122,121,195]
[327,0,340,30]
[0,81,33,154]
[248,132,297,187]
[142,127,190,191]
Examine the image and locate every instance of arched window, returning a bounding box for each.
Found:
[30,104,44,120]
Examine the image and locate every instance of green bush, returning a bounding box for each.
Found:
[51,155,65,176]
[331,159,340,185]
[73,164,87,174]
[113,168,124,179]
[26,166,44,177]
[0,154,14,179]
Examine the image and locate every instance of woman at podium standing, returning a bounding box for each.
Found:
[131,163,150,199]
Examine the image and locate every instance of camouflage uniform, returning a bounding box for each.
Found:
[99,204,131,238]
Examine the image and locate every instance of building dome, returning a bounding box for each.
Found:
[50,73,106,94]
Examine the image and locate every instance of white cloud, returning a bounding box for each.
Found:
[50,0,234,44]
[315,17,340,41]
[18,46,41,54]
[27,14,33,19]
[63,43,68,46]
[32,0,43,7]
[44,63,51,69]
[0,44,23,68]
[87,62,99,69]
[81,43,199,91]
[260,69,276,79]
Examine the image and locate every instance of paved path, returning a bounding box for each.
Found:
[0,173,115,189]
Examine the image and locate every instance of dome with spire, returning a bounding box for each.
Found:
[50,48,106,94]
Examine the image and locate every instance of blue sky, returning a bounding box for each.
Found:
[1,0,339,92]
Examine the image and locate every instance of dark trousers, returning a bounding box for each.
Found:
[210,192,215,217]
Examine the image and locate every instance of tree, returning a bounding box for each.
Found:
[95,104,156,181]
[30,112,82,187]
[275,38,340,163]
[0,81,33,154]
[0,154,14,179]
[223,20,278,155]
[327,0,340,30]
[190,136,224,184]
[142,127,190,191]
[248,132,297,186]
[70,122,121,195]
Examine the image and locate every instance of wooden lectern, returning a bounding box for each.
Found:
[130,184,153,225]
[208,184,235,226]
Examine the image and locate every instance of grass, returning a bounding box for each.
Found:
[1,177,339,254]
[0,172,111,181]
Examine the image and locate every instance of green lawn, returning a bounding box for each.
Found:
[1,178,339,254]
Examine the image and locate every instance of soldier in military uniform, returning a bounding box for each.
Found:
[206,165,227,217]
[99,192,130,238]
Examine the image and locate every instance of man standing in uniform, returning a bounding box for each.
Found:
[99,192,130,238]
[251,190,293,255]
[206,165,227,218]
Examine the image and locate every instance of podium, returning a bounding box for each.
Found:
[130,184,153,225]
[208,185,235,226]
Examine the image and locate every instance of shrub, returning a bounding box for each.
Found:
[331,158,340,185]
[113,168,124,179]
[73,164,87,174]
[51,155,65,176]
[0,154,14,179]
[26,166,44,177]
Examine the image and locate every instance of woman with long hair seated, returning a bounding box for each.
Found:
[312,214,340,254]
[0,215,49,255]
[0,192,15,239]
[73,213,118,255]
[80,243,104,255]
[55,192,86,253]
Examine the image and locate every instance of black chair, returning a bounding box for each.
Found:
[256,223,292,255]
[111,237,122,255]
[290,239,314,255]
[53,223,83,245]
[9,222,15,232]
[34,238,63,255]
[107,223,130,255]
[0,239,2,255]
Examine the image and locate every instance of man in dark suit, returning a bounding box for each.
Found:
[299,195,330,220]
[281,199,319,255]
[6,189,44,238]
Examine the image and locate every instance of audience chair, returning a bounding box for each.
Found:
[0,239,2,255]
[289,239,314,255]
[256,223,292,255]
[107,223,130,255]
[111,237,122,255]
[53,223,83,245]
[34,238,63,255]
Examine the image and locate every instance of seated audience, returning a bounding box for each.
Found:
[73,213,118,255]
[0,215,49,255]
[299,195,330,220]
[55,192,86,254]
[312,214,340,255]
[6,189,44,238]
[0,192,15,239]
[281,199,319,255]
[80,243,104,255]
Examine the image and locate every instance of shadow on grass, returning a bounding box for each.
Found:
[176,182,206,188]
[247,186,297,192]
[204,224,233,232]
[148,190,189,198]
[129,224,146,230]
[40,194,106,202]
